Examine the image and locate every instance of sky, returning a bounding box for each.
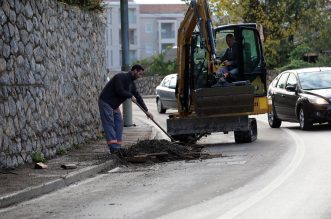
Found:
[135,0,185,4]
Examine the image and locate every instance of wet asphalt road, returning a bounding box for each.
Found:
[1,98,331,219]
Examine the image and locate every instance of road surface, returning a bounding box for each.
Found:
[1,98,330,219]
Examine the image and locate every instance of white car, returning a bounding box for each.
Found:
[155,74,177,113]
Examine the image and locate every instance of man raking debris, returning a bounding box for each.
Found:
[98,64,154,155]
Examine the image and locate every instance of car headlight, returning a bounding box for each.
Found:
[308,96,329,105]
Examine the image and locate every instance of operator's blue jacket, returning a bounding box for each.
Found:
[99,72,148,112]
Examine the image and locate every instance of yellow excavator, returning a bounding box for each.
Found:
[167,0,269,143]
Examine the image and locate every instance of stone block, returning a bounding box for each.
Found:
[0,58,6,73]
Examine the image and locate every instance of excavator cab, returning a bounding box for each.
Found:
[191,24,267,96]
[188,24,269,117]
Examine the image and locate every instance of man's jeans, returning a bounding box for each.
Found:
[217,66,239,79]
[98,99,123,151]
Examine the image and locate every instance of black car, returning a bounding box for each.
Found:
[267,67,331,130]
[155,74,177,113]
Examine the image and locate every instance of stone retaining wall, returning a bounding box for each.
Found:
[136,75,163,95]
[0,0,106,168]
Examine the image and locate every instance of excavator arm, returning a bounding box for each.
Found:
[176,0,216,115]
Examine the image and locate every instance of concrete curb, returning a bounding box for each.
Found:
[0,160,116,208]
[0,116,162,209]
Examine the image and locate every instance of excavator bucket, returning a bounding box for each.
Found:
[192,84,255,116]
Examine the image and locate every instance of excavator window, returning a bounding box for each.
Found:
[242,29,262,74]
[241,27,266,95]
[212,26,266,95]
[215,31,235,59]
[191,34,209,89]
[189,24,267,95]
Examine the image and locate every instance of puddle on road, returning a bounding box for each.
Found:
[205,156,247,166]
[206,160,247,166]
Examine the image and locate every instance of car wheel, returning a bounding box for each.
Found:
[268,107,282,128]
[157,98,166,114]
[299,107,312,130]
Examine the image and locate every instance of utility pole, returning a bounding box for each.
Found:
[120,0,133,127]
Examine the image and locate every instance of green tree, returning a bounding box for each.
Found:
[209,0,330,68]
[289,44,312,60]
[137,53,176,76]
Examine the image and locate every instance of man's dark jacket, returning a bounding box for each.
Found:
[99,72,148,111]
[220,42,239,70]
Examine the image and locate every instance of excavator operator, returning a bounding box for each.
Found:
[216,33,239,83]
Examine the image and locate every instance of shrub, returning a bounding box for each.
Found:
[278,54,331,72]
[56,147,67,155]
[289,44,312,60]
[314,55,331,67]
[32,152,46,163]
[278,59,314,72]
[57,0,104,12]
[72,144,81,149]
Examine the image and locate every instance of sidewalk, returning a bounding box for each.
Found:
[0,118,157,208]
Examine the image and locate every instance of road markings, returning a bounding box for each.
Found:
[218,128,306,219]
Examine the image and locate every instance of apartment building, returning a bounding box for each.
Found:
[104,1,186,71]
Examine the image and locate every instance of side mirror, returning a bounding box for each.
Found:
[285,84,297,92]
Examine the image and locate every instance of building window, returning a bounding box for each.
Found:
[119,50,137,64]
[129,29,136,45]
[145,23,153,33]
[110,50,113,66]
[161,22,175,39]
[116,8,136,24]
[119,29,136,45]
[145,44,153,55]
[109,29,112,45]
[105,28,112,46]
[129,50,137,64]
[129,8,136,24]
[119,30,121,44]
[106,50,113,67]
[107,8,112,25]
[106,50,109,66]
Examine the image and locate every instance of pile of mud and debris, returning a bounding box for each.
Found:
[120,139,222,163]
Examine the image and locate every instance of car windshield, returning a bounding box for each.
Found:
[298,71,331,90]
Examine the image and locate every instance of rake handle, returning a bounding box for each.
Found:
[132,100,177,142]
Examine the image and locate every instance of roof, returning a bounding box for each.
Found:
[286,67,331,73]
[139,4,187,14]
